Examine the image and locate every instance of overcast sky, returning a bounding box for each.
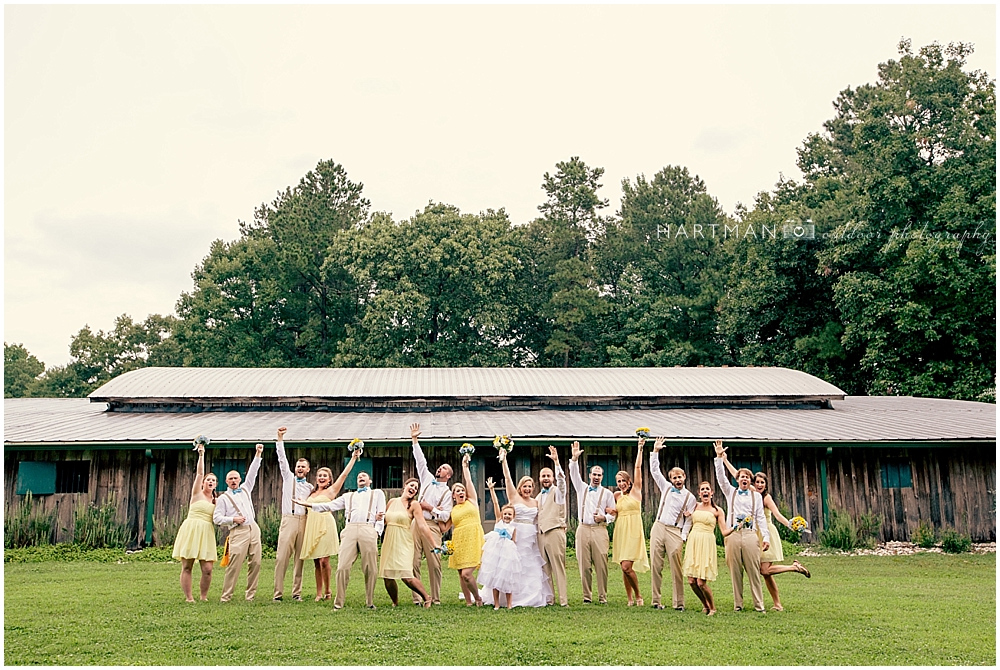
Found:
[4,4,996,367]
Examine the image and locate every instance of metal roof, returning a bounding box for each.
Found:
[88,366,846,409]
[6,396,994,445]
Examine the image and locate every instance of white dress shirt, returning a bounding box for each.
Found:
[276,440,313,515]
[214,455,262,527]
[311,488,387,535]
[714,457,770,544]
[649,452,696,541]
[568,459,617,525]
[535,462,567,506]
[413,439,453,523]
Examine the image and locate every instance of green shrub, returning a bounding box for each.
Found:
[911,520,937,548]
[258,504,281,550]
[820,507,858,550]
[939,528,972,554]
[154,509,185,547]
[775,499,803,543]
[4,494,58,549]
[565,516,578,548]
[4,544,177,563]
[73,494,133,549]
[855,510,882,548]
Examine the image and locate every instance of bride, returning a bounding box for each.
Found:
[479,448,553,607]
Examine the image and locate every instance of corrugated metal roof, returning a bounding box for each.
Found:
[5,396,994,445]
[88,366,846,404]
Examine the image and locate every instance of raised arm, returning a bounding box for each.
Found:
[499,449,522,505]
[486,478,501,519]
[330,449,360,498]
[243,443,264,493]
[462,453,477,505]
[631,438,644,498]
[410,422,433,486]
[548,446,567,504]
[568,441,585,496]
[713,440,735,498]
[275,426,291,479]
[722,449,738,480]
[649,437,668,493]
[189,445,206,503]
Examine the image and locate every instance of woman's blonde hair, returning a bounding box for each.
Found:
[615,470,633,493]
[315,467,334,490]
[517,476,535,496]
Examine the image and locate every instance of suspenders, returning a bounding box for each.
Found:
[348,491,377,523]
[656,489,694,528]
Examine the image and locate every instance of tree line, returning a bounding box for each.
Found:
[5,41,995,402]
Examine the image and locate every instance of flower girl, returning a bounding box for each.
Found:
[478,478,522,610]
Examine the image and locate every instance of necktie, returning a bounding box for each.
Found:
[738,489,749,496]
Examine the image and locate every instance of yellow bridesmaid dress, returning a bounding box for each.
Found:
[449,500,485,570]
[172,500,218,562]
[759,508,784,563]
[301,495,340,559]
[682,509,720,581]
[379,498,417,579]
[611,494,650,572]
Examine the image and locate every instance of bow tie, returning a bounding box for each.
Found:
[588,486,599,492]
[357,487,370,493]
[541,488,551,495]
[432,481,443,486]
[738,489,750,496]
[671,487,683,494]
[296,478,308,484]
[231,488,242,494]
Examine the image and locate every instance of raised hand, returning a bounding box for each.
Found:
[653,436,665,453]
[498,448,508,462]
[462,452,471,466]
[277,426,287,441]
[713,440,727,458]
[570,441,583,461]
[195,443,205,455]
[410,423,421,440]
[255,443,264,456]
[547,446,559,464]
[486,477,496,490]
[637,436,646,449]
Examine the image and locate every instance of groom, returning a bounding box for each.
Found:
[535,446,569,607]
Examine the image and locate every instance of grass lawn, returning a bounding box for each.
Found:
[4,552,995,665]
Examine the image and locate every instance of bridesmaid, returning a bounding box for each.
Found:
[172,442,218,602]
[681,481,734,615]
[722,456,811,610]
[378,477,437,607]
[607,438,651,606]
[448,451,486,606]
[301,451,359,600]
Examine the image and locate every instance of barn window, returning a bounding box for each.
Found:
[16,462,56,495]
[211,458,252,489]
[55,461,90,493]
[880,458,913,489]
[341,456,373,491]
[585,456,620,489]
[372,458,403,490]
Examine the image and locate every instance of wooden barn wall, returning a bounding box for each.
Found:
[6,442,996,545]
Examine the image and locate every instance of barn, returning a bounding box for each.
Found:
[4,366,995,546]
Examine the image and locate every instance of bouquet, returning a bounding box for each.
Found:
[493,435,514,457]
[459,443,475,456]
[790,515,811,534]
[433,540,455,556]
[348,438,365,455]
[192,435,210,452]
[635,427,651,439]
[734,513,754,531]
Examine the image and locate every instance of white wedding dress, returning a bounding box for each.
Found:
[479,503,553,607]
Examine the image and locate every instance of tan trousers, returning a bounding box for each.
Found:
[576,523,609,603]
[725,529,764,611]
[335,523,379,608]
[220,522,262,602]
[411,523,443,604]
[539,527,568,606]
[650,522,685,608]
[273,514,307,599]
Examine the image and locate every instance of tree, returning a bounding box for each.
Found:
[4,343,44,398]
[331,204,532,367]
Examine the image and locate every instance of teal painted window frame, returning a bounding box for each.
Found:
[16,462,56,495]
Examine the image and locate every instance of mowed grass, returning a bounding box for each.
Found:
[4,552,995,665]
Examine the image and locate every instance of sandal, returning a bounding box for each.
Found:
[793,560,811,578]
[771,605,784,611]
[636,597,644,607]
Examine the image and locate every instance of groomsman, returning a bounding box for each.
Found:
[649,436,697,610]
[568,441,617,604]
[713,439,770,612]
[536,446,569,607]
[272,426,313,601]
[214,442,264,602]
[409,422,453,605]
[303,466,386,609]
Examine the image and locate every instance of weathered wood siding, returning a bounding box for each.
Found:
[5,442,995,545]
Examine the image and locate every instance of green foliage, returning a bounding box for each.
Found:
[775,499,803,543]
[4,544,176,563]
[4,494,58,548]
[855,510,882,549]
[939,527,972,553]
[820,507,860,550]
[4,343,45,398]
[154,510,185,547]
[257,504,282,550]
[912,520,937,548]
[73,495,134,549]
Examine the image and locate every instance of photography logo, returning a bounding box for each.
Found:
[782,218,815,241]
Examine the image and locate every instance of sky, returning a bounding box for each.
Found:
[4,4,996,368]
